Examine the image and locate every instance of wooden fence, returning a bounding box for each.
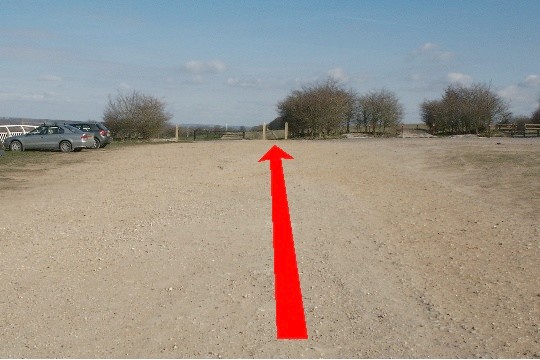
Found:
[496,123,540,137]
[185,123,289,141]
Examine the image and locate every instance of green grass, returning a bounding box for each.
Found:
[0,150,73,191]
[106,138,192,149]
[0,139,192,191]
[0,150,56,168]
[0,139,190,166]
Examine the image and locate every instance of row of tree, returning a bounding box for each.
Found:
[276,79,404,137]
[512,101,540,132]
[420,83,513,135]
[529,98,540,124]
[278,80,540,137]
[102,83,539,140]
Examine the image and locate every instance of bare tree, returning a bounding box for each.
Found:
[103,90,172,140]
[357,89,404,135]
[532,96,540,124]
[277,78,356,137]
[512,115,530,132]
[419,83,510,135]
[268,116,285,130]
[420,99,441,134]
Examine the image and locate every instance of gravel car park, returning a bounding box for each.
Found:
[2,124,94,152]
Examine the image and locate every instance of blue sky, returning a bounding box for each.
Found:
[1,0,539,125]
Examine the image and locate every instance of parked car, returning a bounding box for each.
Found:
[68,122,112,149]
[2,124,94,152]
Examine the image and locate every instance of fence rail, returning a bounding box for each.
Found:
[524,124,540,137]
[191,129,287,141]
[192,130,243,141]
[0,125,38,143]
[496,123,540,137]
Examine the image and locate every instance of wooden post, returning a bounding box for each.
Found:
[285,122,288,140]
[175,124,179,142]
[262,122,266,140]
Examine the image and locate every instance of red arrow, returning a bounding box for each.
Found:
[259,145,308,340]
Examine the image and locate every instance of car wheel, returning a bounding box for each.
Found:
[59,141,72,152]
[10,141,23,152]
[93,137,101,149]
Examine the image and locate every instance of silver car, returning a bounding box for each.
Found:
[68,122,113,149]
[2,124,94,152]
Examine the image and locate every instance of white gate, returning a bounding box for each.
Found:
[0,125,38,144]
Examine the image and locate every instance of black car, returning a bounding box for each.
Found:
[69,122,113,149]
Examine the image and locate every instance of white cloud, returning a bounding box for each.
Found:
[499,85,524,101]
[419,42,437,53]
[117,83,131,91]
[438,51,454,61]
[327,67,348,83]
[524,74,540,87]
[447,72,473,85]
[226,77,260,88]
[182,60,226,74]
[38,75,62,82]
[412,42,454,62]
[498,74,540,113]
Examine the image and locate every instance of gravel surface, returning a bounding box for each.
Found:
[0,138,539,358]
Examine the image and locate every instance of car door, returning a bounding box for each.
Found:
[22,126,48,149]
[42,126,63,149]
